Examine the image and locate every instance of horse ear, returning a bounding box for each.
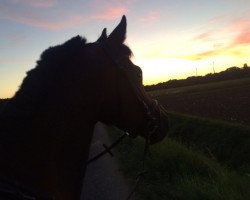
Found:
[96,28,107,42]
[107,15,126,44]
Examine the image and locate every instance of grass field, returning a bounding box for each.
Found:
[109,79,250,199]
[168,112,250,173]
[109,113,250,200]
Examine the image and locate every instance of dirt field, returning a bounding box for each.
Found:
[151,78,250,126]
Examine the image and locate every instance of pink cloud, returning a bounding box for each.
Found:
[9,0,56,8]
[231,17,250,45]
[234,29,250,45]
[5,6,127,30]
[90,0,134,8]
[92,6,128,20]
[0,5,86,31]
[11,15,86,30]
[194,32,211,41]
[184,14,250,61]
[139,11,160,25]
[0,2,128,30]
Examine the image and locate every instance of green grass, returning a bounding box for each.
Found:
[168,112,250,173]
[108,110,250,200]
[149,78,250,98]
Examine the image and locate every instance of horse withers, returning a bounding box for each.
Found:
[0,16,169,200]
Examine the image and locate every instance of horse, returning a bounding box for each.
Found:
[0,15,169,200]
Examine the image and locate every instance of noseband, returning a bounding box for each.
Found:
[100,44,160,142]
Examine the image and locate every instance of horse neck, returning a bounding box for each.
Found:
[2,71,101,128]
[0,80,101,200]
[1,76,101,156]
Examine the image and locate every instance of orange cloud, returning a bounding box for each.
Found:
[194,32,211,41]
[194,50,216,60]
[182,50,218,61]
[181,43,250,61]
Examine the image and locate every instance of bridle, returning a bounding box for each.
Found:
[88,43,162,163]
[100,44,161,143]
[86,44,164,199]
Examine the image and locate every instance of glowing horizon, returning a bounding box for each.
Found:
[1,0,250,98]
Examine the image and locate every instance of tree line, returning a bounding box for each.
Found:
[145,64,250,91]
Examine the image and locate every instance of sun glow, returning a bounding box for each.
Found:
[133,52,250,86]
[133,58,202,85]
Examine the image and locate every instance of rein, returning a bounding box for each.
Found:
[87,132,128,165]
[87,129,150,200]
[94,44,161,199]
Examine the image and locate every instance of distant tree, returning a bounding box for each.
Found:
[145,65,250,91]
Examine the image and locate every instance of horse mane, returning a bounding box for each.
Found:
[38,35,86,66]
[2,36,87,117]
[114,43,133,58]
[20,37,86,92]
[4,34,133,118]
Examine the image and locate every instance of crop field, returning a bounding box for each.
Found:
[149,78,250,126]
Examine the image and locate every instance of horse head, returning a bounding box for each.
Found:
[95,16,169,144]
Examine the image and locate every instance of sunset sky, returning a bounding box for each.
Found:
[1,0,250,98]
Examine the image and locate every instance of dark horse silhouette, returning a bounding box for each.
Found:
[0,16,169,200]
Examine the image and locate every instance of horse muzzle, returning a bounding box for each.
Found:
[146,101,169,144]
